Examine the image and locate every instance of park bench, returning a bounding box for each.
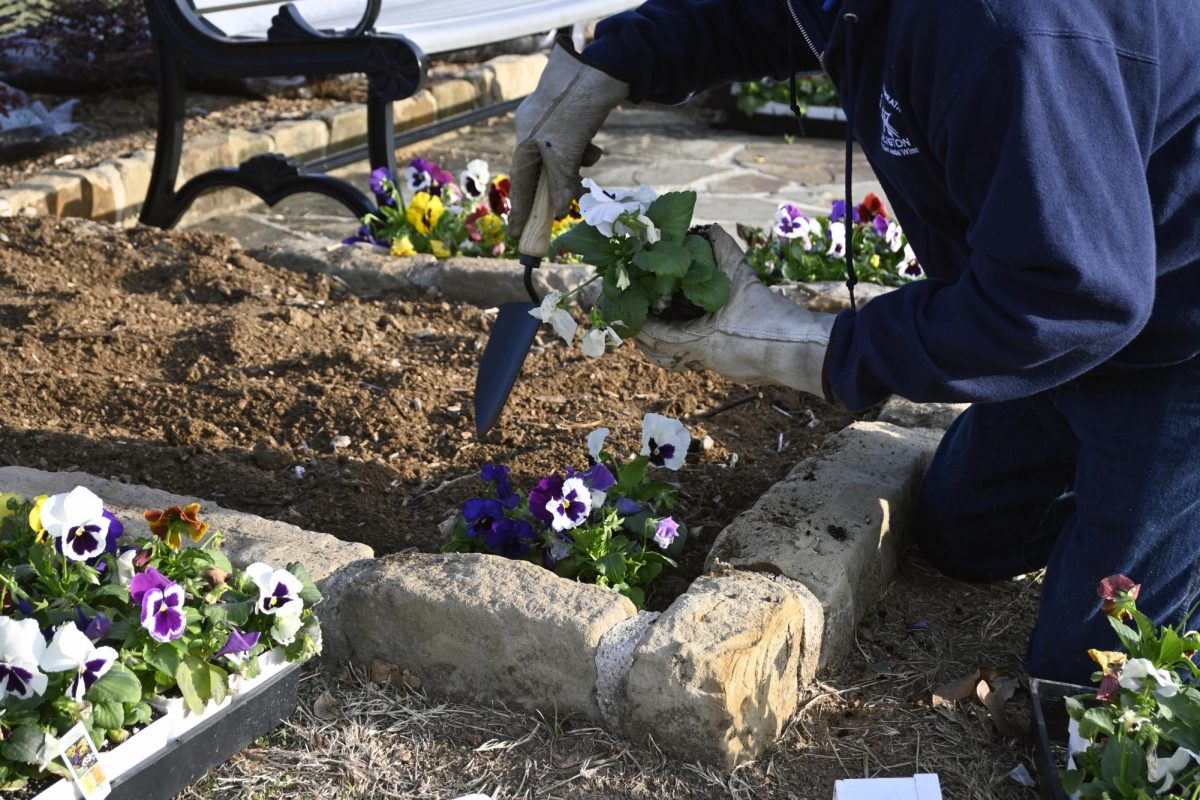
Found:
[141,0,640,229]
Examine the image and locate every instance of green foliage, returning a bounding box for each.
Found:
[734,75,838,117]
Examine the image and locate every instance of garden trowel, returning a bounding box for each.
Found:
[474,172,555,437]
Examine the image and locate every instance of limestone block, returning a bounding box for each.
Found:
[0,467,372,585]
[484,53,548,101]
[113,150,156,212]
[250,239,440,294]
[460,66,495,100]
[23,173,85,217]
[878,396,969,432]
[319,104,369,148]
[332,553,636,721]
[796,280,895,312]
[430,79,481,117]
[267,119,330,161]
[0,197,11,217]
[75,164,126,223]
[437,257,599,306]
[706,422,942,668]
[393,90,437,131]
[0,185,49,216]
[224,128,274,165]
[623,572,806,767]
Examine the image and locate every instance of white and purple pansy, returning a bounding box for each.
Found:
[459,159,490,200]
[0,617,48,701]
[774,202,814,245]
[578,179,657,237]
[216,628,261,659]
[545,477,593,533]
[899,243,924,280]
[576,463,616,509]
[245,562,303,617]
[653,517,680,550]
[641,413,691,471]
[139,581,187,643]
[38,486,114,562]
[826,221,847,258]
[40,623,118,702]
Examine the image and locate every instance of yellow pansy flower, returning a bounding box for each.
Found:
[28,494,49,543]
[429,239,451,259]
[406,192,445,234]
[870,254,881,268]
[391,236,417,257]
[479,214,505,243]
[0,491,23,522]
[1088,649,1127,676]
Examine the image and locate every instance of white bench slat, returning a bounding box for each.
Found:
[195,0,641,55]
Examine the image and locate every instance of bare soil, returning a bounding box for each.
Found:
[0,216,854,608]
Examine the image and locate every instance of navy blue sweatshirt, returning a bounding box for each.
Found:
[584,0,1200,411]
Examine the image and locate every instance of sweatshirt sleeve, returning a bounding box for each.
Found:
[825,33,1158,410]
[582,0,811,104]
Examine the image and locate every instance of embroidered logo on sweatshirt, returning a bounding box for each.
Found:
[880,87,919,157]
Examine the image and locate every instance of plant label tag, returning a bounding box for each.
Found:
[58,722,112,800]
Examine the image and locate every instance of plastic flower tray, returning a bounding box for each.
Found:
[32,652,301,800]
[1030,678,1090,800]
[708,85,848,139]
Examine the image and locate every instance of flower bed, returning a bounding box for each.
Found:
[710,77,846,138]
[0,486,321,795]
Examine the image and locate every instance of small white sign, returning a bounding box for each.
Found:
[834,773,942,800]
[57,723,112,800]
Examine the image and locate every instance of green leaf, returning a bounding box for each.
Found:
[632,241,692,278]
[682,270,732,313]
[125,702,153,727]
[646,192,696,242]
[653,271,680,296]
[598,284,650,336]
[203,599,254,629]
[1160,627,1186,666]
[145,642,182,679]
[553,223,616,266]
[1,726,49,765]
[683,233,716,270]
[176,656,211,715]
[91,700,124,731]
[87,663,142,705]
[594,552,627,583]
[1078,706,1116,739]
[286,563,322,606]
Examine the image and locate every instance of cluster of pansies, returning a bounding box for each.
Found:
[345,156,582,260]
[443,414,694,608]
[533,180,731,360]
[0,487,321,791]
[1062,575,1200,798]
[739,193,924,288]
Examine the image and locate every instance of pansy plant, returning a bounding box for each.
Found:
[0,487,324,789]
[444,414,694,608]
[740,193,925,288]
[540,180,732,360]
[1061,575,1200,798]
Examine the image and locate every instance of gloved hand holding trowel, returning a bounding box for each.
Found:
[508,38,837,402]
[501,0,1200,693]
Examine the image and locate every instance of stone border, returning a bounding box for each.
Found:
[0,399,969,768]
[0,54,549,224]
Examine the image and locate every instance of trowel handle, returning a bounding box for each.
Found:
[518,171,556,259]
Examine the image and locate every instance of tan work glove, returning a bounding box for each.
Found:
[508,41,629,238]
[635,225,837,398]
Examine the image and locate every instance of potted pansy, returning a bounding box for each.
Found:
[1031,575,1200,799]
[738,193,924,289]
[713,75,845,137]
[443,413,695,608]
[529,179,731,360]
[0,486,321,797]
[346,156,583,260]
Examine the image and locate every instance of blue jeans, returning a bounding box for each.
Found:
[912,355,1200,684]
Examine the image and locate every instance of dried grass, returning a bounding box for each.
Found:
[180,554,1046,800]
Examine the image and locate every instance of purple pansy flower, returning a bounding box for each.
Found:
[829,199,860,225]
[463,497,504,540]
[129,568,172,607]
[653,517,680,549]
[216,628,262,658]
[369,166,392,197]
[873,215,890,237]
[545,477,592,532]
[615,498,642,516]
[528,473,564,526]
[407,158,456,193]
[41,623,118,702]
[577,463,617,508]
[481,463,520,510]
[76,610,112,642]
[485,517,537,558]
[140,582,187,643]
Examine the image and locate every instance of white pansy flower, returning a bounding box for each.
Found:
[884,220,904,252]
[1119,658,1180,698]
[587,428,610,462]
[581,325,622,358]
[545,477,593,532]
[40,624,118,702]
[0,617,48,701]
[528,291,578,345]
[1148,746,1200,794]
[826,221,847,258]
[459,159,490,200]
[116,549,137,587]
[579,179,657,237]
[899,243,925,280]
[272,612,303,646]
[641,413,691,471]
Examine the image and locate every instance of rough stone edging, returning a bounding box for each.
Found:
[0,53,550,225]
[0,400,968,768]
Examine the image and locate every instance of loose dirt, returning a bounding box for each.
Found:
[0,216,854,609]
